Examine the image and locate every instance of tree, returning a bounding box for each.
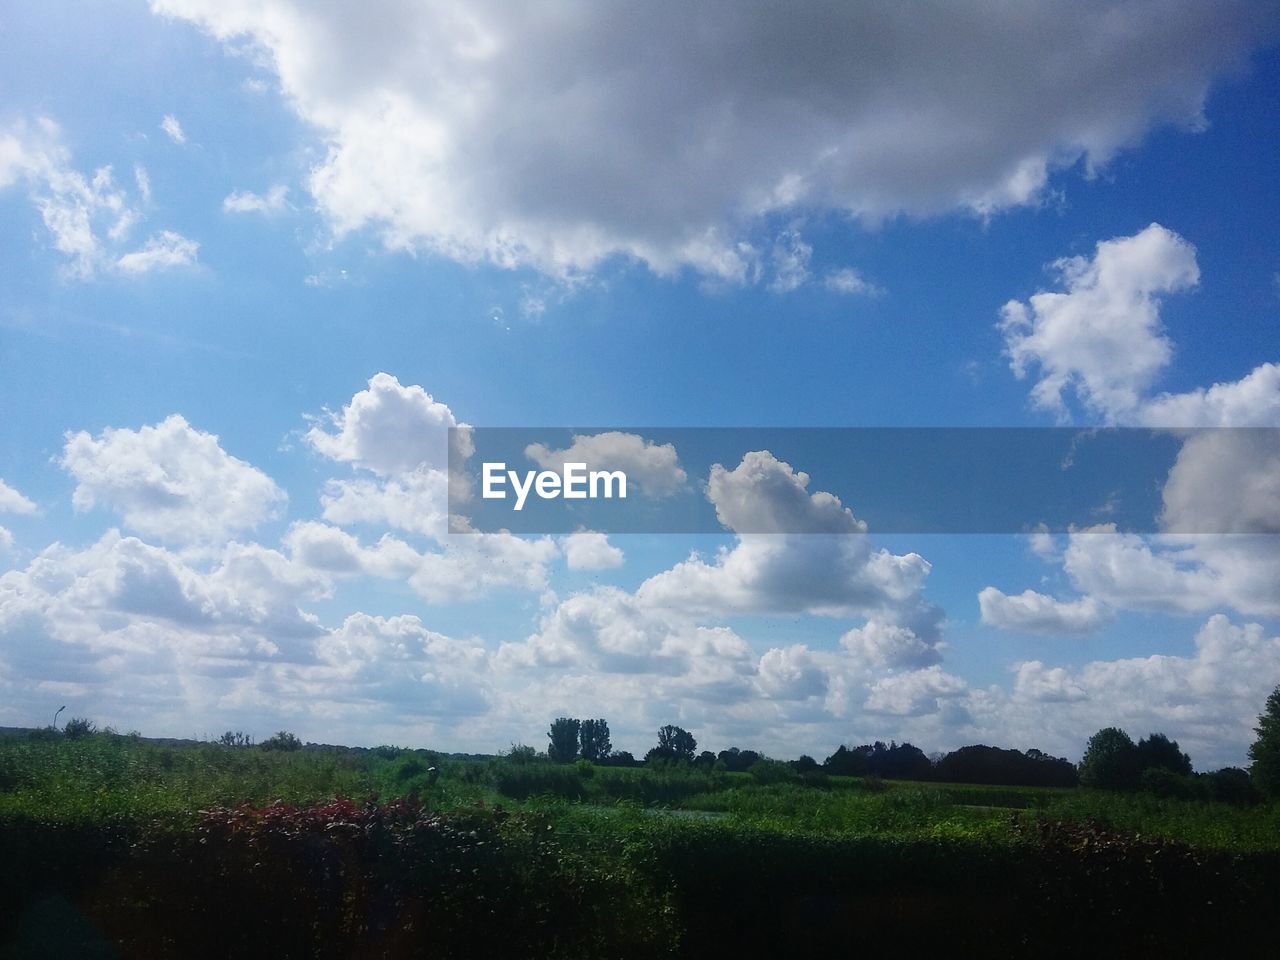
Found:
[1248,685,1280,798]
[548,717,581,763]
[656,724,696,762]
[1079,727,1140,789]
[62,717,96,740]
[260,730,302,751]
[1136,732,1192,776]
[218,730,253,748]
[579,718,611,761]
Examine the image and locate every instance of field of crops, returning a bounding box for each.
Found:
[2,731,1279,957]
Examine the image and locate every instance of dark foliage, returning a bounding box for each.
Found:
[547,717,581,763]
[1136,733,1193,776]
[579,718,611,761]
[934,744,1079,787]
[62,717,96,740]
[1249,685,1280,798]
[259,730,302,752]
[1079,727,1141,789]
[822,741,932,780]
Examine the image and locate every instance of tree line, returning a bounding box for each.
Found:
[541,684,1280,798]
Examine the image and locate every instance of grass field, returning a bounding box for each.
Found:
[2,731,1278,956]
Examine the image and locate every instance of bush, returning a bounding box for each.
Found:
[259,730,303,752]
[62,717,96,740]
[491,762,585,801]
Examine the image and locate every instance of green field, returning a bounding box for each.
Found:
[3,732,1279,957]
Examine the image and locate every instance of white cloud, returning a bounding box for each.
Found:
[319,472,450,539]
[767,229,811,293]
[1000,223,1199,421]
[0,528,12,554]
[526,432,686,497]
[115,230,199,274]
[1002,225,1279,425]
[223,184,290,214]
[307,372,472,477]
[409,533,558,604]
[1139,362,1280,427]
[1006,615,1280,767]
[60,415,286,548]
[561,530,624,571]
[978,586,1111,635]
[865,666,968,716]
[705,450,864,534]
[839,620,942,669]
[1062,526,1280,619]
[0,480,37,515]
[824,267,880,297]
[0,118,194,278]
[160,114,186,144]
[150,0,1268,280]
[1160,429,1280,534]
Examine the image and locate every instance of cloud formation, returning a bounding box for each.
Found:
[152,0,1268,280]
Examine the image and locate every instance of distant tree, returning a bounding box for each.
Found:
[823,744,870,777]
[1207,767,1260,805]
[548,717,581,763]
[217,731,253,748]
[579,718,611,761]
[599,750,636,767]
[693,750,717,769]
[260,730,302,752]
[716,747,761,772]
[1248,685,1280,798]
[62,717,96,740]
[1136,732,1193,776]
[749,758,794,785]
[1079,727,1140,789]
[506,743,539,764]
[792,755,819,774]
[656,725,696,762]
[934,744,1078,787]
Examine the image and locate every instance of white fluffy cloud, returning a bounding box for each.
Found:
[1000,223,1199,421]
[1008,615,1280,768]
[150,0,1268,280]
[978,587,1111,635]
[561,531,624,571]
[0,118,198,277]
[706,450,864,534]
[0,480,37,515]
[1002,224,1279,426]
[61,415,286,547]
[307,372,471,477]
[526,432,686,498]
[1159,429,1280,534]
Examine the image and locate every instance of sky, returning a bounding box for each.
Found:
[1,1,1279,768]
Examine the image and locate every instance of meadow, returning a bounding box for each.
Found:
[2,731,1278,957]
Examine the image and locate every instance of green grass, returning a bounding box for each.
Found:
[2,732,1276,851]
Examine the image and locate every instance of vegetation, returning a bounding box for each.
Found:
[4,698,1279,955]
[1249,684,1280,798]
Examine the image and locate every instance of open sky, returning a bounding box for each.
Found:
[2,1,1278,768]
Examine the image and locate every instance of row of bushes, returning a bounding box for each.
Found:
[4,800,1278,956]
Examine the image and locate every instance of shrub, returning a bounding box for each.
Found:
[260,731,302,752]
[62,717,96,740]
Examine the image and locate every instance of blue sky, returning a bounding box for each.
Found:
[1,1,1278,767]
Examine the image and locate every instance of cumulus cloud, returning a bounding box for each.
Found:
[150,0,1268,280]
[1062,527,1280,619]
[0,480,37,515]
[1007,615,1280,767]
[978,587,1111,635]
[526,432,686,498]
[1160,429,1280,534]
[0,118,195,277]
[561,530,624,571]
[864,666,968,716]
[706,450,864,534]
[307,372,471,477]
[1000,223,1199,421]
[223,184,290,214]
[1002,225,1279,426]
[60,415,286,548]
[839,620,942,669]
